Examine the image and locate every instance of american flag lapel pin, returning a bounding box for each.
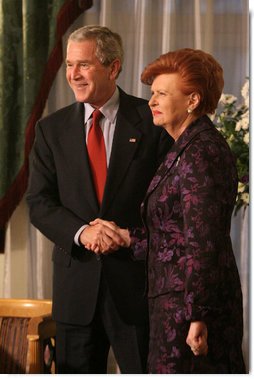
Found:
[129,138,136,143]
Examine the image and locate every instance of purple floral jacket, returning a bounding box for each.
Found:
[131,115,245,373]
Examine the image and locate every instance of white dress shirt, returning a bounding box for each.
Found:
[74,87,120,245]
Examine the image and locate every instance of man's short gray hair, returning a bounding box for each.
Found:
[68,25,124,76]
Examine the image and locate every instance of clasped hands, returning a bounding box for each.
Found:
[79,218,130,254]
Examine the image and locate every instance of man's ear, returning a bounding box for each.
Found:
[109,59,121,80]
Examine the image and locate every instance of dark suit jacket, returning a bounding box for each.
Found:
[27,87,172,326]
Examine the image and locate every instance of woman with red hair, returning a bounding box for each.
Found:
[90,48,246,374]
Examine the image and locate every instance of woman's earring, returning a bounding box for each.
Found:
[187,108,192,114]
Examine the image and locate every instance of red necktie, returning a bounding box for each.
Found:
[87,109,107,205]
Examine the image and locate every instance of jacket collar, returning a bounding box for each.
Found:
[146,115,214,196]
[100,88,144,214]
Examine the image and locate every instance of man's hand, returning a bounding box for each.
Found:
[79,223,119,254]
[81,219,131,254]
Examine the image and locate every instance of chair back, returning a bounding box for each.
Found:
[0,299,55,374]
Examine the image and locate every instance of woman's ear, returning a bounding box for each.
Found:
[188,92,201,111]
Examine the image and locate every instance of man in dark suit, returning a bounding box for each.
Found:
[26,25,172,374]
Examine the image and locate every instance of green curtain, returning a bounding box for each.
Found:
[0,0,92,232]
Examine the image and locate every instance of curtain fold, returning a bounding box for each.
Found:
[0,0,93,232]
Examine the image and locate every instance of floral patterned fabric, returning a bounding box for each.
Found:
[131,115,246,373]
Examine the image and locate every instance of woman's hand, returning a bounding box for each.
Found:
[186,321,208,356]
[85,218,131,254]
[79,222,119,254]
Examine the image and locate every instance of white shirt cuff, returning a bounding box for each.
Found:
[74,224,89,246]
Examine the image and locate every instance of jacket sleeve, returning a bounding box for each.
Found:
[179,134,237,323]
[26,122,86,254]
[128,226,148,261]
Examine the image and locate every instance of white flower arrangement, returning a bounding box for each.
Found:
[212,79,249,214]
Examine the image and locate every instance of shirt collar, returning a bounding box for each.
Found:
[84,87,120,123]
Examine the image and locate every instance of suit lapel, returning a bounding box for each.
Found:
[145,115,213,198]
[100,92,143,214]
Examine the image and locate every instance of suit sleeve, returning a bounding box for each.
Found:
[128,226,148,260]
[26,122,87,254]
[179,136,237,323]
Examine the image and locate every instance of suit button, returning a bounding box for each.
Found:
[96,255,101,261]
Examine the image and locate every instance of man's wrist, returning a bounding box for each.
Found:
[74,225,88,246]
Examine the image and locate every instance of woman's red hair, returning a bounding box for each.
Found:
[141,48,224,115]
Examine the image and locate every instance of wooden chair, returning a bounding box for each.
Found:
[0,298,56,374]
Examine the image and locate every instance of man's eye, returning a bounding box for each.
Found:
[80,63,89,68]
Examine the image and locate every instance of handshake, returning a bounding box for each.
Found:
[79,218,131,255]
